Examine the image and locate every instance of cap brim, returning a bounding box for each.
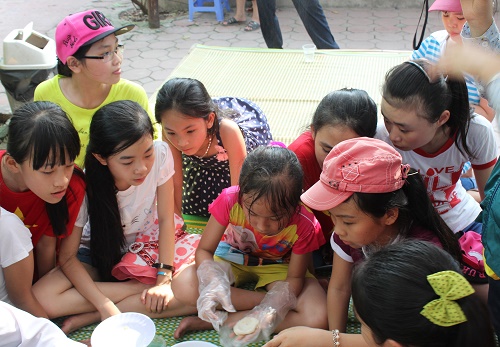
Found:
[300,180,353,211]
[83,24,135,47]
[428,3,462,12]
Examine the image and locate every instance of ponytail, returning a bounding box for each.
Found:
[446,77,473,158]
[402,170,461,261]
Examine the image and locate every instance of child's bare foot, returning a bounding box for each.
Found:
[61,311,100,334]
[174,316,213,339]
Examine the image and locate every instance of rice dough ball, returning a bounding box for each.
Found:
[233,316,260,336]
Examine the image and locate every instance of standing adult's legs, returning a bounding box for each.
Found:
[292,0,339,49]
[256,0,283,48]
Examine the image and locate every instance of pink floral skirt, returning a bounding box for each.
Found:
[112,214,201,284]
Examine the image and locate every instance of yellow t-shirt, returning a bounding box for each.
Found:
[34,75,158,168]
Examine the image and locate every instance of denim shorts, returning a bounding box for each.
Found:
[77,247,92,265]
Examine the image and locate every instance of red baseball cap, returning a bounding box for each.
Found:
[56,9,135,64]
[429,0,462,12]
[300,137,409,211]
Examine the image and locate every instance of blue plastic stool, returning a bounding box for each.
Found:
[188,0,230,22]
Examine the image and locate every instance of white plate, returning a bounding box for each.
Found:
[171,342,219,347]
[91,312,156,347]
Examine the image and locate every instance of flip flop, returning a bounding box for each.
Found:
[244,21,260,31]
[222,17,245,26]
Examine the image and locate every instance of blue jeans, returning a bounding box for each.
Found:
[256,0,340,49]
[488,276,500,338]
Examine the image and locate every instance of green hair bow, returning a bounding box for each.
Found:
[420,270,475,327]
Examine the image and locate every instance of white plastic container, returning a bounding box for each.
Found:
[0,22,57,112]
[0,22,56,70]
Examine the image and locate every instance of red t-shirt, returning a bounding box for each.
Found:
[288,131,334,237]
[0,150,86,246]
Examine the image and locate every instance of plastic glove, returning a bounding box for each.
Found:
[219,281,297,347]
[197,260,236,331]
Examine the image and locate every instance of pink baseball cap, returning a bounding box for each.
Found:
[56,9,135,64]
[429,0,462,12]
[300,137,409,211]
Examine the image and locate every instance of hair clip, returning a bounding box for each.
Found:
[405,60,434,83]
[420,270,475,327]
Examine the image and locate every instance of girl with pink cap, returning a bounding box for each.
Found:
[412,0,494,121]
[413,0,497,202]
[264,137,461,347]
[34,9,156,168]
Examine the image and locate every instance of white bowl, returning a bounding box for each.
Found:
[171,342,219,347]
[91,312,156,347]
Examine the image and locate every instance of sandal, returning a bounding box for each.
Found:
[244,20,260,32]
[222,17,245,26]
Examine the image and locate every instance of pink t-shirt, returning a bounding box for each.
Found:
[209,186,325,263]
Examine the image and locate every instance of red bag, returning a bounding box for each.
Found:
[112,214,200,284]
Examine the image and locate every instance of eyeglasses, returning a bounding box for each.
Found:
[83,44,124,63]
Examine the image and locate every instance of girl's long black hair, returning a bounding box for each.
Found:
[85,100,153,281]
[6,101,81,237]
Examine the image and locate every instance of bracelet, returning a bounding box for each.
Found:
[156,271,172,284]
[157,271,173,277]
[152,263,175,272]
[332,329,340,346]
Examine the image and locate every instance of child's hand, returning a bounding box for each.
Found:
[460,0,493,22]
[196,260,236,330]
[98,301,121,321]
[460,0,493,37]
[141,284,174,313]
[220,308,277,347]
[263,327,325,347]
[197,287,235,330]
[437,44,500,83]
